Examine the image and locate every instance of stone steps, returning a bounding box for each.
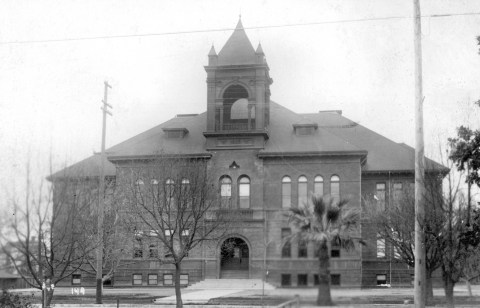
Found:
[187,278,275,290]
[220,270,249,279]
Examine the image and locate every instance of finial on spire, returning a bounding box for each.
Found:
[255,42,264,55]
[235,15,244,30]
[208,44,217,56]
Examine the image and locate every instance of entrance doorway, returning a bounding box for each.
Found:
[220,237,249,278]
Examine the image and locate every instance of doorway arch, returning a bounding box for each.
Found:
[220,237,249,278]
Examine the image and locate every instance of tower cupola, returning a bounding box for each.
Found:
[204,19,273,150]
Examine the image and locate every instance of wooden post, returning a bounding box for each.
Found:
[96,81,112,304]
[413,1,426,307]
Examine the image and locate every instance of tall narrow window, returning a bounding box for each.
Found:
[377,235,386,258]
[393,182,403,203]
[298,176,307,206]
[298,240,308,258]
[282,176,292,208]
[314,176,324,196]
[180,178,190,208]
[238,176,250,208]
[165,178,175,207]
[181,178,190,193]
[330,175,340,201]
[133,231,143,259]
[220,176,232,208]
[281,228,291,258]
[376,183,386,210]
[149,243,158,258]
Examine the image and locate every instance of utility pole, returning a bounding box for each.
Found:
[96,81,112,304]
[413,1,426,307]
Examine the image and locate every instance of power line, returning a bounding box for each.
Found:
[2,12,480,45]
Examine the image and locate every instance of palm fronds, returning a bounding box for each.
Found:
[286,194,362,249]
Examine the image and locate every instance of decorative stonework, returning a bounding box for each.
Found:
[216,138,254,147]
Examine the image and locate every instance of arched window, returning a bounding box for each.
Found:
[330,175,340,201]
[220,176,232,208]
[238,176,250,209]
[165,178,175,206]
[298,176,308,206]
[220,176,232,197]
[181,178,190,191]
[135,179,145,194]
[314,176,324,196]
[220,85,251,130]
[282,176,292,208]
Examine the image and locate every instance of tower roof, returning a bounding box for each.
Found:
[218,19,257,65]
[208,45,217,56]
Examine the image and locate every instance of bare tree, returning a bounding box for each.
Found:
[459,214,480,298]
[74,177,127,287]
[117,156,230,308]
[0,160,98,307]
[439,164,480,308]
[365,152,480,308]
[364,168,446,303]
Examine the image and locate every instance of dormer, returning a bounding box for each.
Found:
[162,127,189,139]
[293,123,318,136]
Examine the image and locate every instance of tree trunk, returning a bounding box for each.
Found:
[44,289,54,308]
[425,270,434,305]
[466,279,472,298]
[317,241,332,306]
[444,276,455,308]
[175,262,183,308]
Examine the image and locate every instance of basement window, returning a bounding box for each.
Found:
[377,274,387,285]
[297,274,308,286]
[180,274,189,285]
[281,274,291,287]
[132,274,142,285]
[163,274,173,285]
[331,274,341,286]
[148,274,158,285]
[72,274,81,285]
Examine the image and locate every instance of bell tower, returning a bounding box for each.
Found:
[204,19,273,150]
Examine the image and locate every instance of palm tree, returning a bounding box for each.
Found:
[286,194,362,306]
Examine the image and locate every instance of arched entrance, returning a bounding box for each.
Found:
[220,237,249,278]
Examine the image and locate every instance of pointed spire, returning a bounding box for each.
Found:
[236,15,243,29]
[208,44,218,66]
[208,44,217,56]
[255,43,264,55]
[218,19,256,65]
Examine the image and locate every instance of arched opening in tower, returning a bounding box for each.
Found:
[220,85,254,130]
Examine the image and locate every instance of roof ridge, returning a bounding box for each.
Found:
[268,101,363,152]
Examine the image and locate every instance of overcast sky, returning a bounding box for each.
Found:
[1,0,480,206]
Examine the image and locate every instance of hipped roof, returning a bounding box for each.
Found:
[50,102,446,179]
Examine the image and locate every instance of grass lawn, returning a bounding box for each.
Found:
[11,285,480,306]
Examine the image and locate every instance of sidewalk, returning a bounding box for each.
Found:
[18,284,480,307]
